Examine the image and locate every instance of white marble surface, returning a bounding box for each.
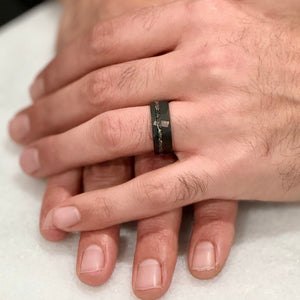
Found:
[1,2,300,299]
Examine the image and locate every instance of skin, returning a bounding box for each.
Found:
[8,0,300,297]
[9,1,239,299]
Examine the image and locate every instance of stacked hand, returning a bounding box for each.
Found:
[9,0,300,299]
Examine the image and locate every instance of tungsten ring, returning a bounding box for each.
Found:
[150,100,173,155]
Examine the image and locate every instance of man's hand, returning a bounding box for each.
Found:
[9,0,300,226]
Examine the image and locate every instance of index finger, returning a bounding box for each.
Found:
[30,1,189,99]
[50,157,222,232]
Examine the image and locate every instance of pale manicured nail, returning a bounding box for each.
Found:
[192,241,216,271]
[30,77,45,99]
[42,210,56,230]
[135,259,162,291]
[53,207,81,229]
[20,148,40,174]
[80,245,105,273]
[9,114,30,141]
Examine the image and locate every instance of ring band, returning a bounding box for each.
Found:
[150,100,173,155]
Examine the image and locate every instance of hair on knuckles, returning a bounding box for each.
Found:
[136,171,209,208]
[176,172,210,203]
[117,65,138,91]
[278,160,300,192]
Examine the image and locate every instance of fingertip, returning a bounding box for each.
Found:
[19,148,40,176]
[40,209,68,242]
[132,212,181,300]
[77,244,106,286]
[8,113,30,144]
[76,228,120,287]
[39,170,82,241]
[30,77,45,101]
[188,240,220,280]
[188,229,235,280]
[52,206,81,230]
[188,200,238,280]
[133,258,164,300]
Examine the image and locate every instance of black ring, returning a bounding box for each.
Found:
[150,100,173,155]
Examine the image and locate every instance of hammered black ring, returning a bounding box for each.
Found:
[150,100,173,155]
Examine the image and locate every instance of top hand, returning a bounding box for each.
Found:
[10,0,300,229]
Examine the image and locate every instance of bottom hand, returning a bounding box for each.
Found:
[40,154,238,299]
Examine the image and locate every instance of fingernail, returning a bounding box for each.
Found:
[20,148,40,174]
[80,245,105,273]
[53,207,81,229]
[42,210,56,230]
[9,114,30,141]
[192,241,216,271]
[30,77,45,99]
[135,259,162,291]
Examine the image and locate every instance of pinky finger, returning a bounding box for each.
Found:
[188,199,238,279]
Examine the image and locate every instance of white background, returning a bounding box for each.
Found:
[1,2,300,299]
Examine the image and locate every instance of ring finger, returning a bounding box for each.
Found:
[19,102,194,178]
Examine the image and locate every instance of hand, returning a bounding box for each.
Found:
[10,0,300,226]
[9,1,239,298]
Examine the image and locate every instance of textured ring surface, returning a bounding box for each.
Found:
[150,100,173,155]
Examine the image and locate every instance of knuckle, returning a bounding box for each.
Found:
[187,46,236,90]
[117,59,162,95]
[138,228,175,246]
[193,218,235,241]
[88,21,117,56]
[117,64,137,91]
[85,70,114,106]
[93,196,113,220]
[83,165,107,190]
[83,159,133,189]
[195,202,235,225]
[135,172,209,208]
[97,112,124,151]
[135,178,171,207]
[192,47,227,76]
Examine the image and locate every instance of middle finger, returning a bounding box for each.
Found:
[10,52,183,145]
[77,158,133,286]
